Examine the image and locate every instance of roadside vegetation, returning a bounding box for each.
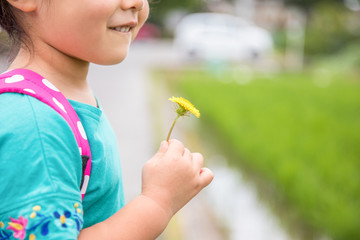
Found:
[156,44,360,240]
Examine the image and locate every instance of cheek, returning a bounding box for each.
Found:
[140,1,150,25]
[87,2,117,20]
[39,6,102,48]
[132,2,150,40]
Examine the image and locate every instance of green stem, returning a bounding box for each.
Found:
[167,115,180,142]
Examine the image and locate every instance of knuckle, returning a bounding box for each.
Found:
[143,160,151,168]
[184,148,192,158]
[175,155,183,162]
[143,159,155,169]
[192,152,203,158]
[168,152,182,162]
[170,139,184,149]
[192,152,204,163]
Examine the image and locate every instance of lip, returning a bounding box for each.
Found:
[108,21,138,30]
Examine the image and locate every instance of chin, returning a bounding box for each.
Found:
[91,52,129,65]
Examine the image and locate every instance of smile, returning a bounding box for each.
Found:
[109,26,133,33]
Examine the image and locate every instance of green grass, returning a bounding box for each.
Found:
[160,69,360,240]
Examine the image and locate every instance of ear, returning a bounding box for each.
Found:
[6,0,37,12]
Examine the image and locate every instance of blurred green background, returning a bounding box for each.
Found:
[148,0,360,240]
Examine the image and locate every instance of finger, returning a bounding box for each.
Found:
[167,139,185,156]
[183,148,192,159]
[158,141,169,154]
[192,152,204,169]
[199,167,214,188]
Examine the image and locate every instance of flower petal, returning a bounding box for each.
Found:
[169,96,200,118]
[41,221,51,236]
[64,211,71,218]
[53,211,60,218]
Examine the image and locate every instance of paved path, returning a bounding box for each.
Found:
[88,40,225,240]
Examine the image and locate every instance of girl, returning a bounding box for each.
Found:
[0,0,213,239]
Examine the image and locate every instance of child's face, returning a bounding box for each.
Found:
[32,0,149,65]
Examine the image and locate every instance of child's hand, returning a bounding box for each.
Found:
[141,139,214,217]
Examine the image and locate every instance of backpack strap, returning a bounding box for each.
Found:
[0,68,91,201]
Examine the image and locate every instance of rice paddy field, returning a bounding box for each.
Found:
[157,67,360,240]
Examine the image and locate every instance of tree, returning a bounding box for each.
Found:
[284,0,343,11]
[148,0,204,25]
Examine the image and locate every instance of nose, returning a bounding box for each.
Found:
[121,0,145,11]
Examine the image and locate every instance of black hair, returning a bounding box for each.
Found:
[0,1,24,48]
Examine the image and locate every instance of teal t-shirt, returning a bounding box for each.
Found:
[0,93,125,239]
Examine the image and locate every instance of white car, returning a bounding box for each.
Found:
[173,13,273,62]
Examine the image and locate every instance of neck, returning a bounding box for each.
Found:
[9,43,97,107]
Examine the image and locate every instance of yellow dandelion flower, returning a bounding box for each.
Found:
[167,96,200,141]
[0,221,4,228]
[168,96,200,118]
[29,233,36,240]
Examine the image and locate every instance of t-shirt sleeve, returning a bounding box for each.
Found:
[0,93,84,239]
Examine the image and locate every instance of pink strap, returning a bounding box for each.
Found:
[0,69,91,200]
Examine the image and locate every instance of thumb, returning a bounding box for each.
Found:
[158,141,169,153]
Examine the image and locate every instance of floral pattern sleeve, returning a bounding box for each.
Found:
[0,199,84,240]
[0,93,87,239]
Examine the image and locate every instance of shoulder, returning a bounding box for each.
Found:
[0,92,67,132]
[0,92,79,155]
[0,93,82,208]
